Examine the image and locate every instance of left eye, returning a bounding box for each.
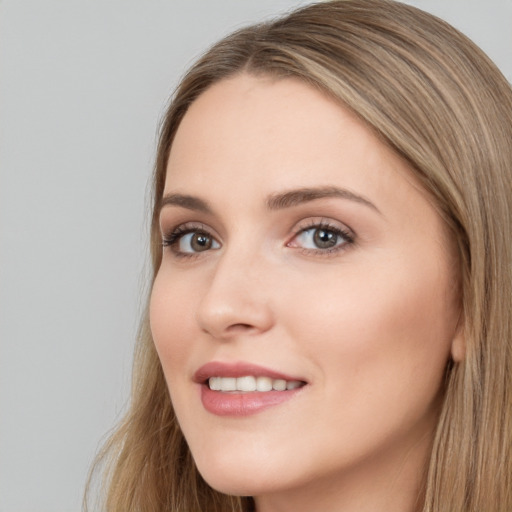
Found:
[292,226,351,250]
[173,231,220,254]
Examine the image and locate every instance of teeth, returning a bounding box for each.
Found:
[237,376,256,392]
[208,376,304,392]
[286,380,302,390]
[256,376,273,391]
[273,379,287,391]
[209,376,221,391]
[220,377,237,392]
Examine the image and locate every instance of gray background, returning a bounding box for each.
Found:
[1,1,510,511]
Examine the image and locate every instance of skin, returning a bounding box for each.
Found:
[150,73,463,512]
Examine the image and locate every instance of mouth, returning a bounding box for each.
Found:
[194,362,307,416]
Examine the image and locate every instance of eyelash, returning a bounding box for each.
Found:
[161,220,355,258]
[161,223,214,258]
[289,220,355,256]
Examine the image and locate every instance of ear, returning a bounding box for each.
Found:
[450,314,465,362]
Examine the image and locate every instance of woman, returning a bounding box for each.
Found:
[88,1,512,511]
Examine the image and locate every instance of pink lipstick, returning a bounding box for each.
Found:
[194,362,306,416]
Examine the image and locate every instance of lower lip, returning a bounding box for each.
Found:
[200,384,303,416]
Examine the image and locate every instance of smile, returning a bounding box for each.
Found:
[195,362,307,416]
[208,375,304,392]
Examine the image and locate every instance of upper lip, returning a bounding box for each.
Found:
[193,361,306,384]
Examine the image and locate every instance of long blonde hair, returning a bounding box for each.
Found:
[87,1,512,511]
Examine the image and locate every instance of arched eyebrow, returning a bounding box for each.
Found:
[160,193,212,214]
[160,186,380,215]
[266,186,380,214]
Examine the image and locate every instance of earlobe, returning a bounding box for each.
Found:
[450,318,466,362]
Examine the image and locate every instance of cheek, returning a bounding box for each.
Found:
[286,256,456,404]
[149,269,197,368]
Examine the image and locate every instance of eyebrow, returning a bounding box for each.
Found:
[160,193,212,214]
[266,186,380,213]
[159,186,380,215]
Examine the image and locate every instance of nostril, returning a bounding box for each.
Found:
[227,323,255,332]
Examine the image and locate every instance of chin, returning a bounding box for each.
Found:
[198,467,274,497]
[201,475,259,497]
[192,449,292,497]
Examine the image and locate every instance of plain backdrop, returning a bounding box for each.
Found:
[1,1,510,511]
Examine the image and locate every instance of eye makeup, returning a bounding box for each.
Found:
[161,215,356,260]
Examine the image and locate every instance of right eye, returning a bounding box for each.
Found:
[162,226,220,256]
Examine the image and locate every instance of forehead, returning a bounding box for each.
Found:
[165,73,432,220]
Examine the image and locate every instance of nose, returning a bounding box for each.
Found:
[195,251,275,340]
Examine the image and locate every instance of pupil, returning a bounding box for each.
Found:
[314,229,337,248]
[191,233,211,252]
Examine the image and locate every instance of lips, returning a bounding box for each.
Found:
[194,361,307,416]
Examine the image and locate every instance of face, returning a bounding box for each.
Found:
[150,74,462,510]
